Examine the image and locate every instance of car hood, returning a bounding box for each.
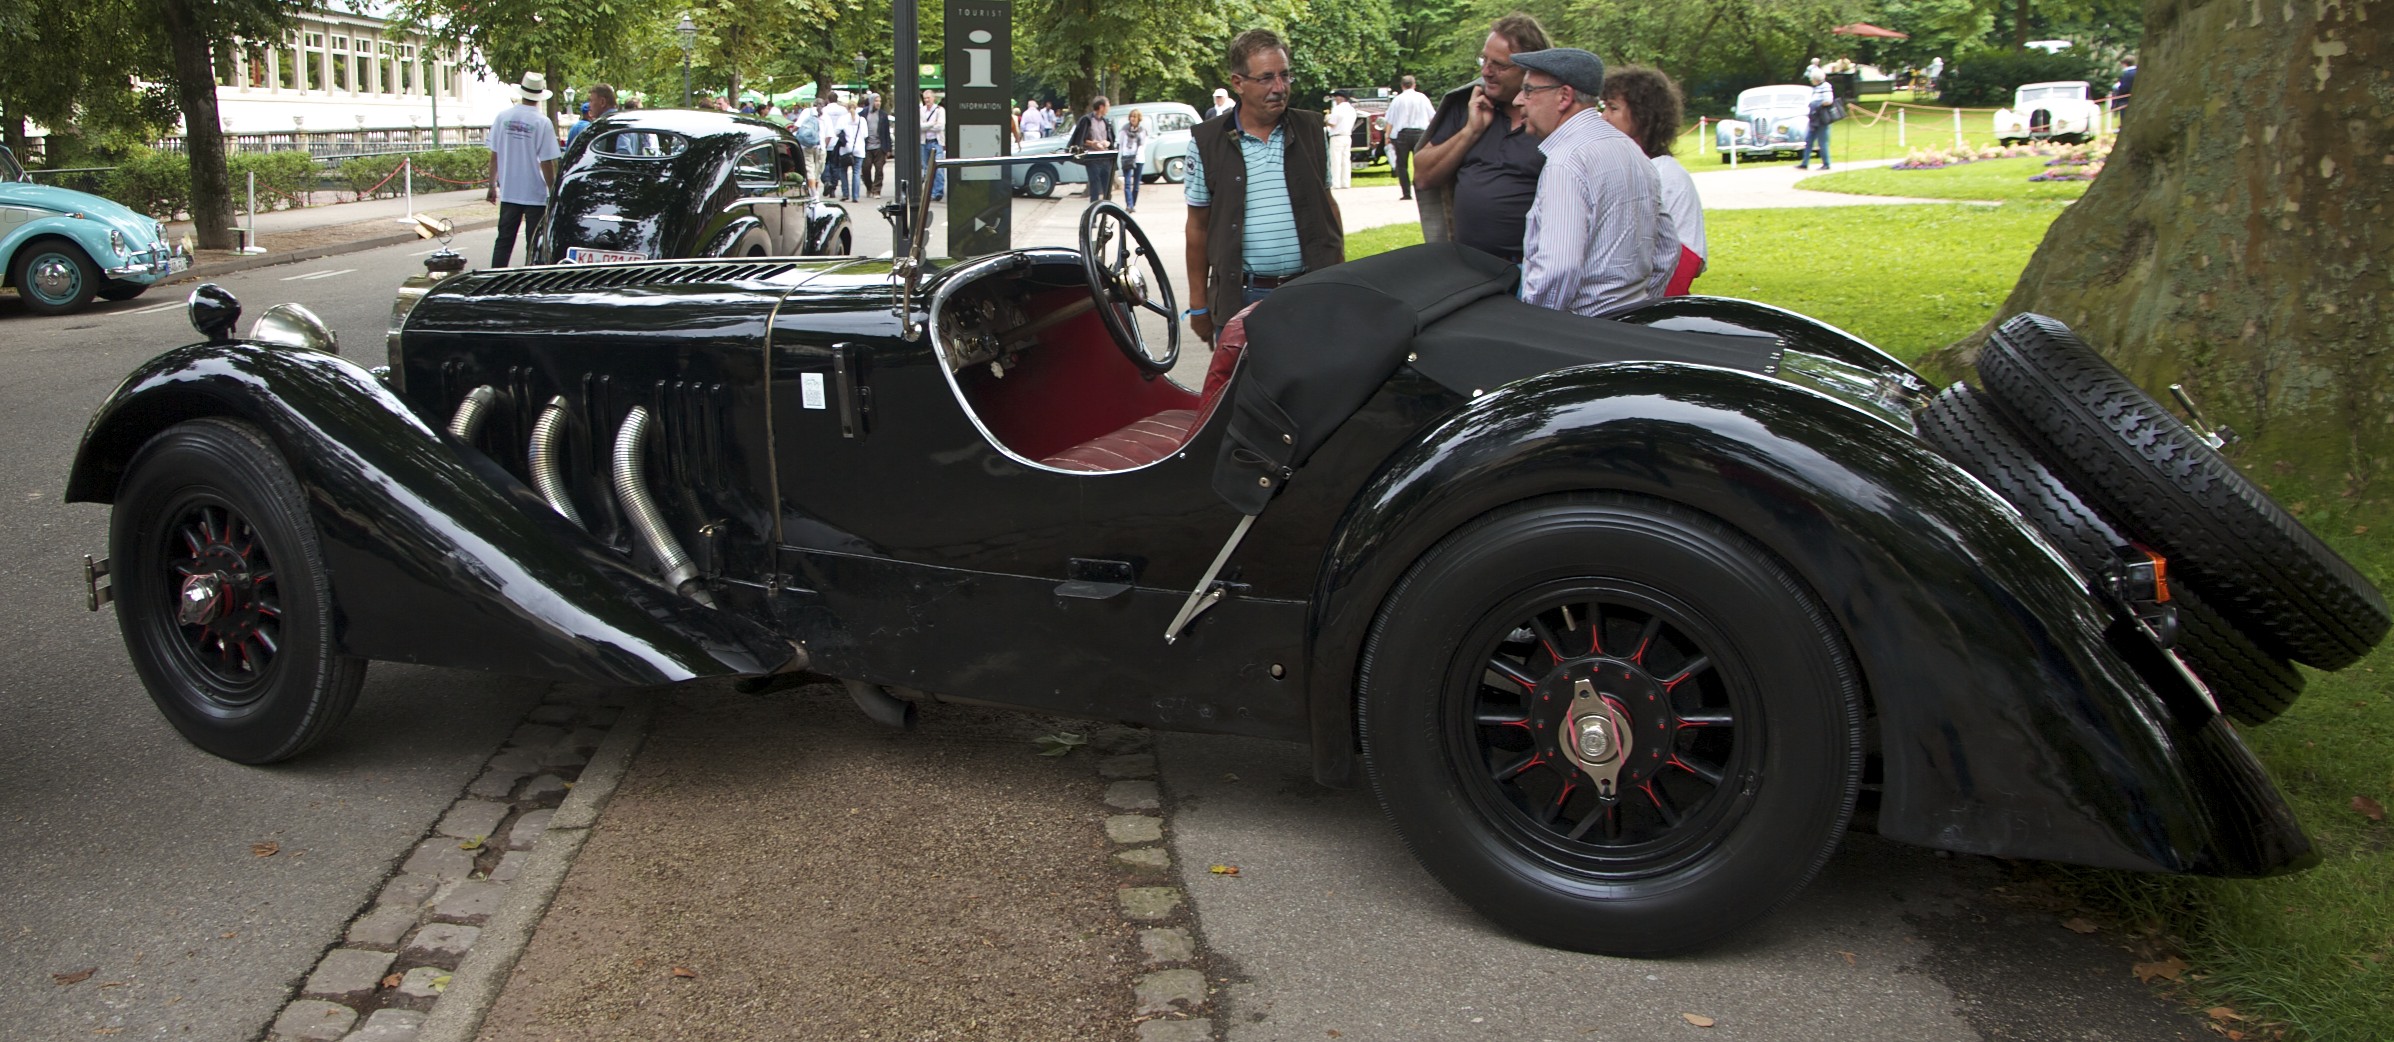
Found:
[1,183,161,235]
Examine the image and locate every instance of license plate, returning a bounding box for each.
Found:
[564,247,649,265]
[163,254,190,274]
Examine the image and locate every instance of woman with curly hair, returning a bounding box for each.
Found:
[1600,66,1706,296]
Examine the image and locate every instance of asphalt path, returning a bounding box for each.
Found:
[0,231,551,1040]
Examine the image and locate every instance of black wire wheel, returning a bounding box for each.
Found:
[111,419,365,763]
[1359,493,1863,956]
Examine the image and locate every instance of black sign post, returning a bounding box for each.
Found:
[943,0,1012,256]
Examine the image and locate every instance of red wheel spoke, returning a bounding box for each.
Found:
[1671,755,1724,785]
[1661,655,1712,690]
[1629,615,1662,664]
[1678,710,1731,727]
[1492,752,1540,782]
[1642,780,1682,827]
[1485,656,1541,693]
[1537,780,1576,825]
[1528,616,1567,665]
[1474,709,1530,728]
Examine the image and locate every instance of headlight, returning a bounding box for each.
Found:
[249,302,339,354]
[109,230,129,256]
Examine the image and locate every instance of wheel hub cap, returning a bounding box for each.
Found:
[1533,657,1677,799]
[179,573,227,625]
[32,256,76,297]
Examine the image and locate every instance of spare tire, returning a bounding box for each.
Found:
[1916,383,2303,723]
[1975,314,2388,671]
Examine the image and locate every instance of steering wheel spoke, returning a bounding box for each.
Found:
[1078,201,1179,376]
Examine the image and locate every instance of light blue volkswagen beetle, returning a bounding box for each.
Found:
[2,145,189,316]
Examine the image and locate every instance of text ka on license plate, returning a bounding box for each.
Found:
[563,247,649,264]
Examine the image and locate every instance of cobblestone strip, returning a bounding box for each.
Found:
[1090,727,1220,1042]
[264,689,651,1042]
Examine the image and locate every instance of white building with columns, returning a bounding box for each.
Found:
[204,6,519,139]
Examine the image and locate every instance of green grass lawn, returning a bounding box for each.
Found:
[1798,156,2093,202]
[1350,201,2394,1041]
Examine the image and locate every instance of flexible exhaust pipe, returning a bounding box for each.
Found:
[842,679,919,730]
[448,385,497,441]
[527,396,584,530]
[611,406,713,607]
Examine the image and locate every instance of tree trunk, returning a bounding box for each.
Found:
[1937,0,2391,518]
[2,107,26,161]
[2014,0,2034,48]
[159,0,233,247]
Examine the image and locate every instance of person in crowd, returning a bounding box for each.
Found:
[1070,96,1118,203]
[1830,55,1856,73]
[1382,74,1433,201]
[1324,90,1358,189]
[841,97,870,200]
[859,91,889,197]
[1183,28,1343,344]
[1206,87,1235,119]
[1030,99,1056,138]
[1120,107,1150,212]
[1411,13,1551,261]
[2112,56,2137,114]
[1924,55,1945,91]
[820,94,855,200]
[1600,65,1705,296]
[921,89,947,201]
[1796,68,1833,169]
[793,98,826,195]
[1020,98,1041,140]
[567,84,617,148]
[1510,48,1670,317]
[1804,56,1825,82]
[486,71,561,268]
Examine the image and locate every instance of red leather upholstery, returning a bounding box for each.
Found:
[1040,410,1202,471]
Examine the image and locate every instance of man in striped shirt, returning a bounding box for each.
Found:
[1182,29,1344,344]
[1510,47,1673,317]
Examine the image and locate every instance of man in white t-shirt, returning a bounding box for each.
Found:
[486,71,562,267]
[1381,74,1434,200]
[1324,90,1359,188]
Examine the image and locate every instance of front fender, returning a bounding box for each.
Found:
[67,342,792,686]
[1,221,106,277]
[1308,362,2308,877]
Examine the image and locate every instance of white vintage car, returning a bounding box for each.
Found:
[1993,81,2102,144]
[1713,85,1813,162]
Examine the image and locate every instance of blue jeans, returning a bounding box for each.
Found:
[920,140,945,199]
[1123,162,1143,207]
[1798,121,1831,167]
[842,156,862,200]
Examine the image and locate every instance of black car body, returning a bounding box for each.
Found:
[539,110,850,264]
[67,189,2380,954]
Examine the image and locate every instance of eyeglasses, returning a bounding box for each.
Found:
[1518,82,1567,96]
[1236,70,1294,84]
[1477,56,1518,73]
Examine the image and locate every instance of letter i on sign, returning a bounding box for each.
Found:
[964,30,996,87]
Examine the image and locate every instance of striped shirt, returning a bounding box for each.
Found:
[1519,108,1674,317]
[1183,119,1306,277]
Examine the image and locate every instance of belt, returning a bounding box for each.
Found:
[1242,271,1306,288]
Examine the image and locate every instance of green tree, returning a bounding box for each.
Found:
[1285,0,1399,99]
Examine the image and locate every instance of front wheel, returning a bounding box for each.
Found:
[1359,493,1862,956]
[1161,156,1186,183]
[11,240,99,315]
[1023,166,1058,198]
[112,419,366,763]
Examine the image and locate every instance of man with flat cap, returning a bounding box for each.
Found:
[1509,47,1674,317]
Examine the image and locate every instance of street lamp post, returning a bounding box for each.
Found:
[677,15,698,108]
[854,51,868,88]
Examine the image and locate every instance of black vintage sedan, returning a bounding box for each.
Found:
[67,181,2386,955]
[538,109,850,264]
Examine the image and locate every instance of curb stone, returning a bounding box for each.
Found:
[260,688,653,1042]
[1090,724,1220,1042]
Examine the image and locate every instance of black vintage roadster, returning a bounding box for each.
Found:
[68,180,2386,954]
[538,109,851,264]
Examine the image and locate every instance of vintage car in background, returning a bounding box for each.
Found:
[1335,90,1391,166]
[2,145,189,316]
[1995,81,2102,143]
[537,110,850,264]
[1113,101,1199,183]
[1714,84,1814,162]
[67,149,2386,956]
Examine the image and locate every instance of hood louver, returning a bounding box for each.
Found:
[464,260,800,296]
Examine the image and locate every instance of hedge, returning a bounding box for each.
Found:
[1938,49,2104,108]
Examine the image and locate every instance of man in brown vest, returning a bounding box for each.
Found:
[1182,29,1344,344]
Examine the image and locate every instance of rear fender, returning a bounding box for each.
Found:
[66,342,791,686]
[700,215,768,257]
[805,203,850,256]
[1309,362,2309,876]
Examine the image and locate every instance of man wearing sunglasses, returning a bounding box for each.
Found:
[1183,28,1344,345]
[1510,47,1673,317]
[1409,14,1551,262]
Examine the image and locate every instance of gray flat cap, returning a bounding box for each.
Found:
[1510,48,1606,98]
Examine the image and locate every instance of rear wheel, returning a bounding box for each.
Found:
[1359,493,1862,956]
[111,419,365,763]
[1975,314,2389,670]
[1024,166,1057,198]
[1161,156,1187,183]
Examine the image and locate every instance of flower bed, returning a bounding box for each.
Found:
[1894,136,2113,182]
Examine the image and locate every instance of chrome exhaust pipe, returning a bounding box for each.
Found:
[842,679,919,730]
[527,396,584,530]
[448,385,497,441]
[611,406,713,607]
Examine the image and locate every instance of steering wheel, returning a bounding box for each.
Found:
[1079,202,1180,376]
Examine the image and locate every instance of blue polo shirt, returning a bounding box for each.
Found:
[1183,119,1306,277]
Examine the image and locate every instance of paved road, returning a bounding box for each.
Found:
[0,232,554,1041]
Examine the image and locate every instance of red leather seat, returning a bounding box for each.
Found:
[1040,410,1201,471]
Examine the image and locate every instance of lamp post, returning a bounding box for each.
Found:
[676,15,697,108]
[854,51,867,89]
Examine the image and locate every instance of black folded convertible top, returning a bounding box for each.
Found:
[1212,243,1783,513]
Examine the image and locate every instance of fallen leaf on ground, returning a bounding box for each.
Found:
[250,841,279,858]
[1838,950,1857,966]
[1209,864,1241,876]
[458,836,486,851]
[670,966,698,978]
[98,981,126,988]
[1034,731,1088,757]
[2061,917,2099,934]
[218,931,237,940]
[431,974,451,992]
[2132,956,2188,982]
[1682,1012,1716,1028]
[2206,1007,2244,1022]
[381,973,403,989]
[2353,795,2385,822]
[52,967,96,986]
[1326,1032,1342,1038]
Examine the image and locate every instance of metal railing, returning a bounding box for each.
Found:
[147,125,481,159]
